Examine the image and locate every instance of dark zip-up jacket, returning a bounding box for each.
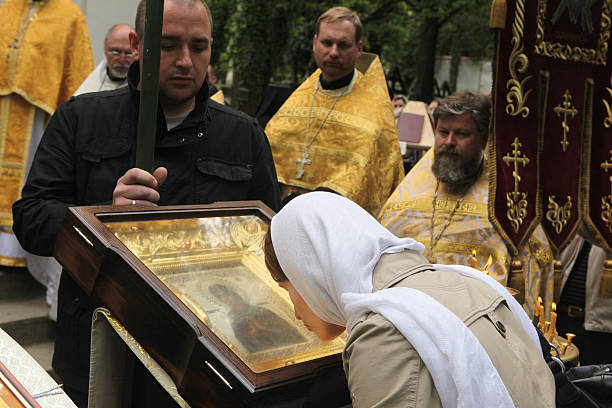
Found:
[11,62,280,392]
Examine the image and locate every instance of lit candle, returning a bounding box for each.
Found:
[548,302,557,341]
[470,249,477,268]
[533,297,541,322]
[538,300,545,331]
[483,255,493,275]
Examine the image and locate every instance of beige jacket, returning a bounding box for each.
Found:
[343,251,555,408]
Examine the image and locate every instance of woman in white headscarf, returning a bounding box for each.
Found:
[264,192,555,408]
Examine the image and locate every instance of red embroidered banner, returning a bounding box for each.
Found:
[490,0,542,255]
[586,56,612,252]
[538,0,610,255]
[491,0,612,255]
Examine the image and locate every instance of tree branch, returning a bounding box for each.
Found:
[362,0,403,24]
[402,0,420,12]
[439,3,469,26]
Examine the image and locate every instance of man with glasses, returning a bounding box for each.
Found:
[75,24,135,94]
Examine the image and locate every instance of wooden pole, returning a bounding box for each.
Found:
[135,0,164,172]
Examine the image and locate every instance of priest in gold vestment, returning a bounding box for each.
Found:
[0,0,92,273]
[378,92,554,316]
[207,64,225,104]
[265,7,403,216]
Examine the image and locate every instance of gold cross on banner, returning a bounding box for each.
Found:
[553,89,578,152]
[600,151,612,232]
[503,137,531,199]
[295,151,311,180]
[601,150,612,196]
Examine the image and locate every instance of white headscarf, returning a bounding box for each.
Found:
[271,191,425,326]
[271,192,519,408]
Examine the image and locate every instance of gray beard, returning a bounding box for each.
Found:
[432,151,483,185]
[107,66,128,82]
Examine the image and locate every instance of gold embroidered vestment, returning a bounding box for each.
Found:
[265,55,404,216]
[0,0,93,228]
[378,149,555,315]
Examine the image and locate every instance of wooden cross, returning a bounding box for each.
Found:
[503,137,530,199]
[296,151,311,180]
[553,89,578,152]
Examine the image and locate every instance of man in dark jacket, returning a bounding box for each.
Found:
[12,0,280,405]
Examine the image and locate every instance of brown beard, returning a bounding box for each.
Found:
[432,149,483,185]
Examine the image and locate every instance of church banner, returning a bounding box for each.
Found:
[490,0,542,255]
[585,12,612,253]
[491,0,612,256]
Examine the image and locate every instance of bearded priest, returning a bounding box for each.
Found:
[378,92,555,315]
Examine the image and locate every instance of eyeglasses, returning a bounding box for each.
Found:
[108,49,133,59]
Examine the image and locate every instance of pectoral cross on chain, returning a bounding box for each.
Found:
[296,151,311,180]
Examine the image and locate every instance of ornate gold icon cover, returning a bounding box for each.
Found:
[104,214,345,373]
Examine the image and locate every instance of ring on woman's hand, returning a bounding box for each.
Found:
[132,199,136,206]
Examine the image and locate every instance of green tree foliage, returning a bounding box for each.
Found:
[208,0,236,75]
[437,1,495,94]
[208,0,493,113]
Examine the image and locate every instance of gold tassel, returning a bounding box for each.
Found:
[599,260,612,299]
[490,0,507,29]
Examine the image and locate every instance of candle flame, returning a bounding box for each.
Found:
[537,296,542,305]
[472,249,477,257]
[552,302,556,312]
[484,255,493,270]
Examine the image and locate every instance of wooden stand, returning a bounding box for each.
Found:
[53,202,344,408]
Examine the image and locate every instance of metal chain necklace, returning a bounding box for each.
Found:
[295,82,349,179]
[428,179,469,260]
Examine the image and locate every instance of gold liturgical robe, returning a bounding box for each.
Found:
[265,54,403,216]
[378,149,554,315]
[0,0,93,233]
[210,89,225,105]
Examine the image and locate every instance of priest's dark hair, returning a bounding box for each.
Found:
[264,227,288,282]
[135,0,213,38]
[316,7,362,43]
[432,92,491,140]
